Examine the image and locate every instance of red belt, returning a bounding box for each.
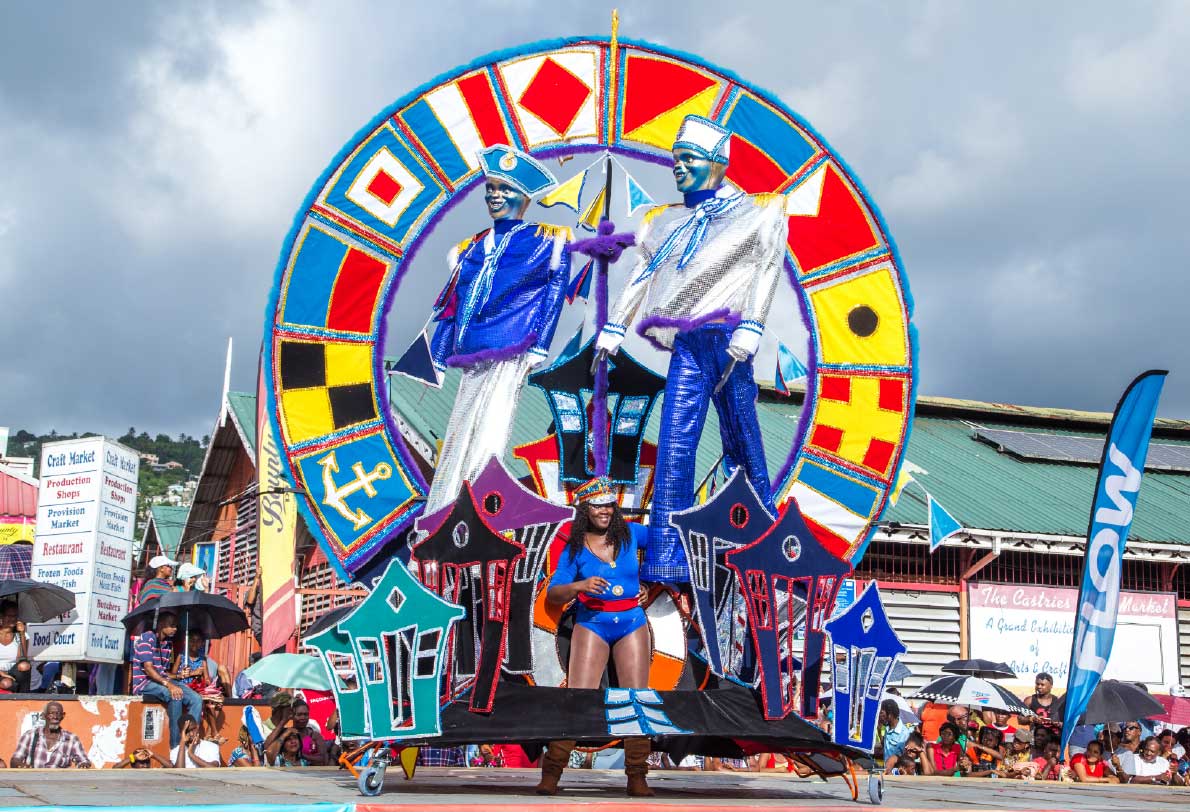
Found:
[577,593,639,612]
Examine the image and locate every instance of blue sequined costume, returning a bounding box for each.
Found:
[597,188,788,583]
[551,523,648,645]
[423,218,571,516]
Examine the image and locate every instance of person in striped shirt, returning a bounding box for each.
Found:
[131,612,201,748]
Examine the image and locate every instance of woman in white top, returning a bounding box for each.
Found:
[0,601,31,692]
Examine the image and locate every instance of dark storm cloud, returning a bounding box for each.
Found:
[1,1,1187,440]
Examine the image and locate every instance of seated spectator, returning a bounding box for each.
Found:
[269,729,312,767]
[1031,739,1063,780]
[263,699,327,765]
[1022,672,1060,732]
[1113,736,1182,786]
[175,562,207,592]
[131,611,202,748]
[491,744,534,768]
[885,732,930,775]
[1070,740,1118,783]
[136,556,179,606]
[171,630,231,738]
[233,653,263,699]
[115,748,170,769]
[1031,724,1052,755]
[228,725,261,767]
[928,722,971,776]
[1157,729,1185,762]
[999,728,1038,779]
[1114,721,1143,755]
[966,726,1004,777]
[877,698,911,761]
[988,710,1016,739]
[10,701,91,768]
[171,716,221,768]
[0,601,32,693]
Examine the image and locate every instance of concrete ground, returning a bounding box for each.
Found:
[0,767,1185,811]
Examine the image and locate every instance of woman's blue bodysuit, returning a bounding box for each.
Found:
[552,523,649,645]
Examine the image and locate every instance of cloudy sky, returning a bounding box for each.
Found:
[2,0,1188,440]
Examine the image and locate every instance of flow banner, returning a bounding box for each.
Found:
[1060,370,1166,751]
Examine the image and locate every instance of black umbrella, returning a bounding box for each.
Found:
[909,675,1031,714]
[0,579,76,622]
[941,658,1017,680]
[303,604,354,640]
[1051,679,1165,725]
[121,590,249,639]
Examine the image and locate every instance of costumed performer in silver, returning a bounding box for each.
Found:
[595,115,788,583]
[423,145,572,515]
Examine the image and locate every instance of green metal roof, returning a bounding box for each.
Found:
[226,391,257,457]
[387,368,1190,546]
[147,505,189,558]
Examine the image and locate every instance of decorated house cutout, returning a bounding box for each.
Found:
[412,483,526,712]
[670,469,774,680]
[304,559,462,739]
[528,338,665,485]
[726,500,852,719]
[824,583,906,751]
[417,456,573,675]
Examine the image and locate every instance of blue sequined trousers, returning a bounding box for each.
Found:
[645,324,774,582]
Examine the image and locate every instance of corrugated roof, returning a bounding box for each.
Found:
[226,391,257,457]
[0,465,37,519]
[388,368,1190,546]
[144,505,189,559]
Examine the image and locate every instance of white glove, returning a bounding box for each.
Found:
[595,327,624,355]
[528,347,549,368]
[727,326,761,361]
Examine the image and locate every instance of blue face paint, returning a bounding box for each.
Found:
[484,180,529,221]
[672,148,719,194]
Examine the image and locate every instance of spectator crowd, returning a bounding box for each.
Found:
[877,674,1189,787]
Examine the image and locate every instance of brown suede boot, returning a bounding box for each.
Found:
[534,739,576,796]
[623,737,655,797]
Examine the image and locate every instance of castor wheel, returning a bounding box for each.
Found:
[358,762,387,796]
[867,773,883,805]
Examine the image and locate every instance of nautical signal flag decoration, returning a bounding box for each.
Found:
[774,341,808,396]
[538,168,588,213]
[927,494,962,551]
[624,172,655,216]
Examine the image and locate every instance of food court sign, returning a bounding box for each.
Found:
[29,437,139,663]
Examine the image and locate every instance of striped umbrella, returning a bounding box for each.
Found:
[909,675,1030,715]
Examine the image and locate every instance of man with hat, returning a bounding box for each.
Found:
[422,144,572,515]
[136,554,179,605]
[596,114,787,583]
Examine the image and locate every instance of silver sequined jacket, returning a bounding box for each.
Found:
[603,188,788,352]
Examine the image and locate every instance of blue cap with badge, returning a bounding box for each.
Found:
[477,145,558,196]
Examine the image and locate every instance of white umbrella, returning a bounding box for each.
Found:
[908,675,1029,715]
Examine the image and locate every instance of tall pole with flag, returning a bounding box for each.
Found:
[1060,370,1167,754]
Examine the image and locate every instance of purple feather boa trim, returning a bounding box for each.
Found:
[445,333,537,367]
[572,220,636,263]
[635,308,741,351]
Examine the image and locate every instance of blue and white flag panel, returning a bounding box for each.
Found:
[927,494,962,551]
[391,329,443,388]
[1060,370,1166,752]
[624,171,656,216]
[774,341,808,395]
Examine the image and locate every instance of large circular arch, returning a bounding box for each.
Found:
[264,35,917,577]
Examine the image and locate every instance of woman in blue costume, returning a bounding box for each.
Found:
[535,477,653,798]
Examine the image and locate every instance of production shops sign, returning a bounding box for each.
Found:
[29,437,140,663]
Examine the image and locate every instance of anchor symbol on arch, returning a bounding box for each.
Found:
[318,450,392,530]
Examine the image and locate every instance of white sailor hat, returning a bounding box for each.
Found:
[478,145,558,196]
[673,114,731,164]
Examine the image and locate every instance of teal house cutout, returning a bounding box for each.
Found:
[305,559,464,740]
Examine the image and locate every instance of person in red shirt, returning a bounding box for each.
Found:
[1070,740,1119,783]
[928,723,971,776]
[989,710,1016,738]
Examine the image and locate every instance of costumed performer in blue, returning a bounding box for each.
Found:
[595,115,788,583]
[537,476,653,797]
[423,145,572,515]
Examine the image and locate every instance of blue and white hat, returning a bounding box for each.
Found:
[478,145,558,196]
[673,114,731,164]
